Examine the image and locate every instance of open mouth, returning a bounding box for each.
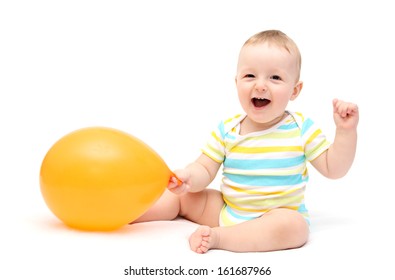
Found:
[252,97,271,108]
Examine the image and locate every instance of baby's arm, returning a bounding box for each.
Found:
[168,154,221,195]
[311,99,359,179]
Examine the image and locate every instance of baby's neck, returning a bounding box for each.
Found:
[239,112,288,135]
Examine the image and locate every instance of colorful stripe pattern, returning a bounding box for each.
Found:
[202,112,330,226]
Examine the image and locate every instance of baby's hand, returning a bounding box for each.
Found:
[168,169,191,195]
[332,98,359,130]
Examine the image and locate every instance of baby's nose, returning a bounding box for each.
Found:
[255,79,267,92]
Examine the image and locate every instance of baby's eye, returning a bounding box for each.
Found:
[244,74,255,78]
[271,75,282,80]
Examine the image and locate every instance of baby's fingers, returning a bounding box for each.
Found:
[333,99,358,118]
[168,177,189,195]
[168,176,179,189]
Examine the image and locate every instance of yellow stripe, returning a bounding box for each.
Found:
[306,129,321,145]
[230,145,303,153]
[220,205,235,225]
[211,131,224,147]
[244,129,300,140]
[228,185,302,196]
[224,114,241,124]
[295,112,304,121]
[223,196,301,212]
[224,164,306,176]
[305,139,330,159]
[202,145,223,163]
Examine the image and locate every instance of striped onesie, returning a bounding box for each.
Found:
[201,111,331,226]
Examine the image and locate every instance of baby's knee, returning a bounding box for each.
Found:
[178,190,223,227]
[268,209,309,247]
[178,192,206,218]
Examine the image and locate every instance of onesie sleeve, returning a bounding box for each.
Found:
[201,121,226,163]
[300,116,331,162]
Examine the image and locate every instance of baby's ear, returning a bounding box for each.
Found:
[290,81,303,100]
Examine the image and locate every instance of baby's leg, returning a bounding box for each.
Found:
[134,189,223,226]
[189,208,309,253]
[179,189,223,227]
[133,190,180,222]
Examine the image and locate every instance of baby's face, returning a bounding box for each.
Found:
[235,42,302,131]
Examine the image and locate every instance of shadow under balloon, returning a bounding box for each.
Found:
[36,215,196,237]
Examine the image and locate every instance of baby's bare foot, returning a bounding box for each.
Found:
[188,225,218,254]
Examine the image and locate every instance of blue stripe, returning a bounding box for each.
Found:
[224,173,307,186]
[298,204,310,225]
[218,121,236,140]
[301,118,314,136]
[224,155,305,170]
[226,206,253,221]
[278,122,298,130]
[218,122,226,138]
[297,203,308,213]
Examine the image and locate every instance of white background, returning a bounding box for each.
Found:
[1,1,394,279]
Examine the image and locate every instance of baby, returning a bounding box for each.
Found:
[135,30,359,253]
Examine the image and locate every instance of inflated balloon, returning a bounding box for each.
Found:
[40,127,172,231]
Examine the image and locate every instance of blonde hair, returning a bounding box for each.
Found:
[243,30,302,80]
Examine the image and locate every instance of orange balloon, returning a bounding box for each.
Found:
[40,127,171,231]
